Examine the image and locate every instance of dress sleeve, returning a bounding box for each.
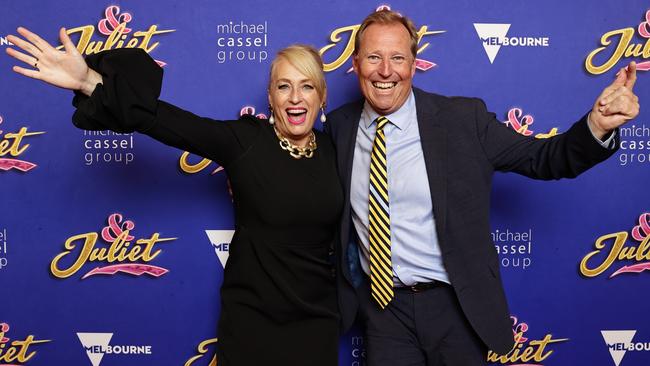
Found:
[71,48,261,167]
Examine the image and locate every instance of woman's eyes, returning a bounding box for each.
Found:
[277,84,314,91]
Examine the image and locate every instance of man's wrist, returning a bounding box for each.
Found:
[587,112,610,141]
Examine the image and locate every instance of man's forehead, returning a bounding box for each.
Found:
[357,40,411,55]
[357,23,410,46]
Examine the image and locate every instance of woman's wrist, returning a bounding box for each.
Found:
[79,68,102,96]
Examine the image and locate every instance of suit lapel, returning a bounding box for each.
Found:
[339,101,364,207]
[335,100,363,284]
[414,88,448,239]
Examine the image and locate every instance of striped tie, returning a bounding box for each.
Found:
[369,116,393,309]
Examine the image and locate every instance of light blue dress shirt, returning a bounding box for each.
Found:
[351,91,450,286]
[350,90,616,287]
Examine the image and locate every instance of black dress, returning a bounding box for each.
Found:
[72,49,343,365]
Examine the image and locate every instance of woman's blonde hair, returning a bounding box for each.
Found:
[269,44,327,106]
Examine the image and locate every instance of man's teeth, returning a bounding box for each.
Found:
[373,82,396,89]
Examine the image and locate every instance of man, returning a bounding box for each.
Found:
[325,9,639,366]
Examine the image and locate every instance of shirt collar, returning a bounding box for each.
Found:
[362,89,415,131]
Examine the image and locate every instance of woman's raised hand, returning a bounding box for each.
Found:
[6,27,102,96]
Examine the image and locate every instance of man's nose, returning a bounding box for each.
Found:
[378,59,392,77]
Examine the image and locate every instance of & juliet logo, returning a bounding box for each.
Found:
[580,212,650,278]
[319,5,444,73]
[0,323,50,365]
[487,316,568,365]
[502,107,559,139]
[50,213,176,279]
[63,6,174,66]
[0,114,45,172]
[586,8,650,75]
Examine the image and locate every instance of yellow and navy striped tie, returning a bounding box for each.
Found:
[369,116,393,309]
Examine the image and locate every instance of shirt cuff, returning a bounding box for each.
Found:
[587,112,617,149]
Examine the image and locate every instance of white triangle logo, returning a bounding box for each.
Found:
[205,230,235,268]
[473,23,511,64]
[601,330,636,366]
[77,332,113,366]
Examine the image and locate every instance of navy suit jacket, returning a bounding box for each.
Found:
[325,87,617,355]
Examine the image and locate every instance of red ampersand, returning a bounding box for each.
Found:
[101,213,135,242]
[0,323,9,343]
[632,213,650,241]
[98,6,133,36]
[505,108,534,136]
[639,10,650,38]
[511,316,529,344]
[240,106,267,120]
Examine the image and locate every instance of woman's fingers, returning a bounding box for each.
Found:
[5,47,39,68]
[12,65,40,80]
[6,34,41,59]
[17,27,54,54]
[59,27,79,55]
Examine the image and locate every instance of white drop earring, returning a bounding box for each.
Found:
[269,106,275,125]
[320,106,326,123]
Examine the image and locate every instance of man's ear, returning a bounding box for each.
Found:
[352,55,360,75]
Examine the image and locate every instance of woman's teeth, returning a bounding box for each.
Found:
[286,109,307,124]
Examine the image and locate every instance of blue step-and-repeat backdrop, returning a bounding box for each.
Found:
[1,1,649,365]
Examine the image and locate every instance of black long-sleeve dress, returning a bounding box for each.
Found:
[72,48,342,365]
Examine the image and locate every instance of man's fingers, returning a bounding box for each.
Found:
[601,95,639,117]
[6,34,41,58]
[16,26,54,53]
[597,70,625,105]
[59,27,78,55]
[12,65,40,80]
[599,87,628,108]
[5,47,39,68]
[610,66,627,88]
[625,61,637,90]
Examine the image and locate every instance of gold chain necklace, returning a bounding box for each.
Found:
[273,126,317,159]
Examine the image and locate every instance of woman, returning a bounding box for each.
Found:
[7,27,342,365]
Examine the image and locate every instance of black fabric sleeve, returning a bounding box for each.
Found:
[474,98,618,179]
[71,48,261,166]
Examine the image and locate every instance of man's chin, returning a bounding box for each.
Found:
[369,102,399,115]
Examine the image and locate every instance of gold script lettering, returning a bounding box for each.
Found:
[50,230,176,278]
[320,25,445,72]
[0,127,45,157]
[179,151,223,174]
[535,128,559,139]
[585,28,639,75]
[64,23,174,56]
[580,232,628,277]
[487,333,568,363]
[0,334,50,363]
[184,338,218,366]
